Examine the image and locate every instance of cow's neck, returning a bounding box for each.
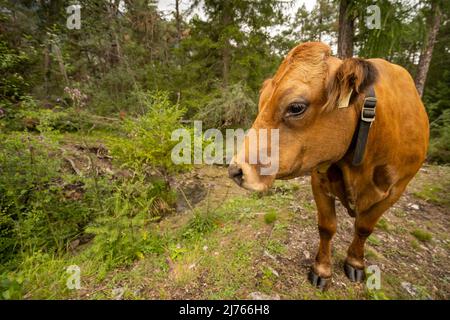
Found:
[335,85,390,214]
[350,86,377,166]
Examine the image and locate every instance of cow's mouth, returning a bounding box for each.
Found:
[228,163,275,192]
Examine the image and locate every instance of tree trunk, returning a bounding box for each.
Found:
[221,4,232,88]
[415,3,442,97]
[44,44,51,95]
[175,0,182,44]
[108,0,122,66]
[52,43,69,86]
[318,0,323,42]
[337,0,354,59]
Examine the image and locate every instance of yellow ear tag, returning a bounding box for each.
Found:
[338,89,353,109]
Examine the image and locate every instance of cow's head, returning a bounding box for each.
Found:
[228,42,378,191]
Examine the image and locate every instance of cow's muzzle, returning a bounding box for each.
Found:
[228,163,243,186]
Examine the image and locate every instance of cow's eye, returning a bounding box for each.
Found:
[286,103,307,117]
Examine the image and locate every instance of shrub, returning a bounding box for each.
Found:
[0,40,32,104]
[428,109,450,163]
[196,82,257,129]
[0,133,96,268]
[109,90,188,176]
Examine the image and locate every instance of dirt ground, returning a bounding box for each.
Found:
[165,164,450,300]
[50,150,448,300]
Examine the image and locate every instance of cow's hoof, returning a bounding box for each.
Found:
[308,269,330,290]
[344,262,365,282]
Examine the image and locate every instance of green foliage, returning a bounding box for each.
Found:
[366,289,389,300]
[0,132,94,267]
[411,229,432,242]
[196,83,257,129]
[290,0,337,44]
[0,40,32,104]
[356,0,425,62]
[413,177,450,208]
[367,235,381,246]
[264,210,277,224]
[376,218,390,232]
[426,75,450,163]
[0,272,25,300]
[81,67,144,116]
[84,204,166,277]
[109,90,188,175]
[182,210,218,240]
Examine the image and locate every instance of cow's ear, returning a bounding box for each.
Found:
[258,78,273,112]
[324,58,378,110]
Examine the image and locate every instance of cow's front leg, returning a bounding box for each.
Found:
[308,170,337,290]
[345,214,376,282]
[345,182,407,282]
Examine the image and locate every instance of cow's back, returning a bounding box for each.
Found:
[366,59,429,177]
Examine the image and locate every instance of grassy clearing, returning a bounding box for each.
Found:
[2,163,449,300]
[411,166,450,208]
[413,183,450,207]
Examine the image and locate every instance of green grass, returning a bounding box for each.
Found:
[411,239,420,250]
[411,229,432,242]
[376,218,390,232]
[266,239,287,256]
[368,235,382,246]
[366,289,389,300]
[413,183,450,207]
[264,210,277,224]
[4,158,447,300]
[365,248,379,259]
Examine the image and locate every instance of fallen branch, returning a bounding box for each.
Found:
[64,157,83,176]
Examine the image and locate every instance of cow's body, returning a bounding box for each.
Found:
[322,58,429,216]
[310,58,429,285]
[229,42,429,288]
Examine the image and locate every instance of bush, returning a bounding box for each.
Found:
[81,66,146,116]
[1,100,119,133]
[0,132,96,268]
[196,82,257,129]
[0,40,32,104]
[84,192,167,277]
[109,90,188,176]
[428,109,450,163]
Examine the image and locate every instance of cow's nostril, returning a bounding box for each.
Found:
[228,164,243,186]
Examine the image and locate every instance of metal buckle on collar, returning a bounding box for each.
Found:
[361,96,377,123]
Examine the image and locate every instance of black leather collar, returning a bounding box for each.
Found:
[352,86,377,166]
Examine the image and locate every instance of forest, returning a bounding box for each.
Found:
[0,0,449,300]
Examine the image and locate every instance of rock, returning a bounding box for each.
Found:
[248,291,280,300]
[68,239,80,250]
[401,282,417,296]
[303,250,311,260]
[408,203,420,210]
[268,266,279,277]
[263,250,277,261]
[112,287,125,300]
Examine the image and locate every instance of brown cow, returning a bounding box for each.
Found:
[228,42,429,289]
